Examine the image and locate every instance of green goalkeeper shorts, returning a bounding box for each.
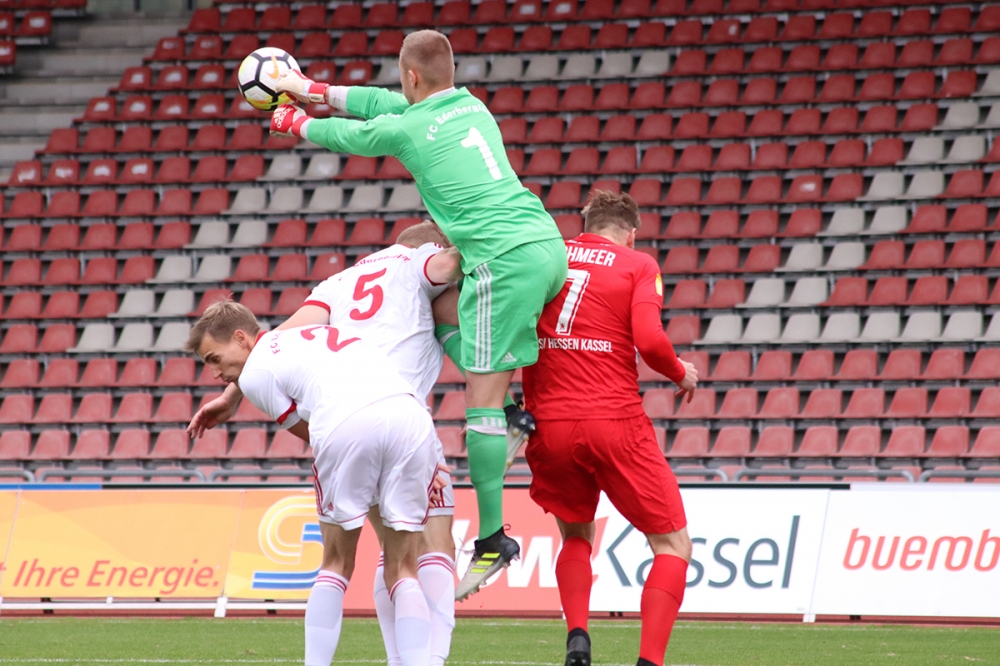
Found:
[458,238,568,374]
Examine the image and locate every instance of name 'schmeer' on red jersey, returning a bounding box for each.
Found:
[523,233,681,421]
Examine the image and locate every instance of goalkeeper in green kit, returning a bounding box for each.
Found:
[270,30,568,599]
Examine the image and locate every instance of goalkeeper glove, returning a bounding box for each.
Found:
[270,104,312,139]
[274,69,329,104]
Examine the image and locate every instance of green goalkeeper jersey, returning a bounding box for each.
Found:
[304,86,562,271]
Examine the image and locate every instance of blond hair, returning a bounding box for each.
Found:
[184,300,260,354]
[396,220,452,249]
[399,30,455,88]
[582,190,642,234]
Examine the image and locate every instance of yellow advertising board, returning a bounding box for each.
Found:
[0,491,19,588]
[1,490,241,598]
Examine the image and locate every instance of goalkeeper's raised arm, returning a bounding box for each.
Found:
[275,69,410,119]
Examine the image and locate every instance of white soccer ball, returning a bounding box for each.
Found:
[237,47,300,112]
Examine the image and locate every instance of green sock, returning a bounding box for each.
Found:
[436,325,516,409]
[466,407,508,539]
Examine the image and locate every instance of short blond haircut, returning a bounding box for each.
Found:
[400,30,455,88]
[185,300,260,354]
[396,220,452,249]
[582,190,642,234]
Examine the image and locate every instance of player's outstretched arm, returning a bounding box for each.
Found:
[187,383,242,439]
[273,103,404,158]
[274,72,409,119]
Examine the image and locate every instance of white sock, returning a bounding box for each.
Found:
[305,571,348,666]
[418,553,456,666]
[389,578,431,666]
[374,554,402,666]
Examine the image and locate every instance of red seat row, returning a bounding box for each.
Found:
[487,96,941,138]
[0,291,118,319]
[0,257,155,285]
[9,156,262,187]
[642,386,1000,420]
[38,124,291,155]
[670,40,1000,76]
[1,188,229,219]
[0,0,83,8]
[0,10,50,37]
[481,75,976,116]
[537,173,862,209]
[0,354,467,390]
[0,222,188,250]
[859,239,1000,270]
[663,425,999,458]
[190,3,1000,38]
[0,324,75,353]
[511,139,906,176]
[0,428,308,460]
[672,348,1000,382]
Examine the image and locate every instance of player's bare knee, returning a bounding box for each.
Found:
[465,370,515,409]
[557,519,596,545]
[382,528,422,588]
[647,527,692,562]
[421,516,455,559]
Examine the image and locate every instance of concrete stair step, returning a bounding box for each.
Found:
[16,46,149,77]
[0,76,118,106]
[0,108,83,136]
[0,139,45,169]
[53,17,185,49]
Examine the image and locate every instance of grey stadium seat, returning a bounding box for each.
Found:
[901,171,944,199]
[383,184,424,211]
[860,172,904,200]
[347,185,385,211]
[113,323,154,352]
[300,154,340,180]
[898,311,942,341]
[455,57,487,84]
[224,188,267,216]
[819,208,864,236]
[522,55,559,82]
[820,312,861,342]
[111,290,155,317]
[260,154,302,181]
[740,278,785,308]
[154,289,195,317]
[487,56,524,82]
[900,137,944,165]
[785,277,827,306]
[302,186,345,214]
[696,314,742,345]
[778,313,820,343]
[739,313,781,343]
[559,54,596,80]
[779,244,824,272]
[266,187,304,215]
[596,53,633,79]
[940,310,982,341]
[936,102,979,130]
[69,323,115,352]
[149,256,192,283]
[863,207,907,235]
[633,51,670,77]
[859,312,901,342]
[153,322,191,352]
[824,242,865,271]
[190,255,232,283]
[228,221,268,248]
[187,221,230,248]
[974,70,1000,97]
[942,135,985,163]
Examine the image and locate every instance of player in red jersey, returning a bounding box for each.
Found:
[521,191,698,666]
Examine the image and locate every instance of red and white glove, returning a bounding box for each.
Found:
[270,104,312,138]
[274,69,329,104]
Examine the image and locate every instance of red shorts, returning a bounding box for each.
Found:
[526,415,686,535]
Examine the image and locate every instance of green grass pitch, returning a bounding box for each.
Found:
[0,617,996,665]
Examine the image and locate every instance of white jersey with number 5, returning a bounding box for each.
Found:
[305,242,449,403]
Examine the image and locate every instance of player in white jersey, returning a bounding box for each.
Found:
[186,301,440,666]
[187,222,463,666]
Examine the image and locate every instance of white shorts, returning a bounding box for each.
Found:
[312,394,438,532]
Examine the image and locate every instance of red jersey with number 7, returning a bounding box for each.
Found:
[522,233,685,421]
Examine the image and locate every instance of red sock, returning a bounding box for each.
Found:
[638,554,688,665]
[556,536,593,633]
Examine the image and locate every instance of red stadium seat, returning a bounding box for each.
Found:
[801,389,842,419]
[711,351,750,381]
